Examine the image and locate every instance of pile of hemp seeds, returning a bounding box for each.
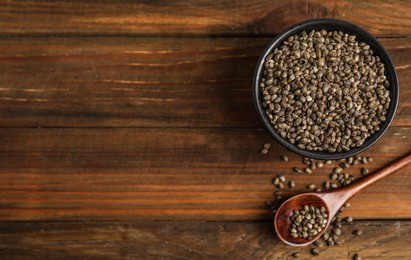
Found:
[260,30,391,153]
[262,143,371,259]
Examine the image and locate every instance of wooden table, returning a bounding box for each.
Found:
[0,1,410,259]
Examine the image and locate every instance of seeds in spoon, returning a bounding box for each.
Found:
[289,205,328,240]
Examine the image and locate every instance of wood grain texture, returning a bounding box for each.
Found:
[0,127,409,221]
[0,1,410,258]
[0,1,410,36]
[0,37,410,128]
[0,221,409,259]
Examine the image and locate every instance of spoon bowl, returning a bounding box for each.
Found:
[274,193,329,246]
[273,153,411,246]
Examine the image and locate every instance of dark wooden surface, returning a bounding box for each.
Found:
[0,1,410,259]
[0,0,410,36]
[0,221,410,259]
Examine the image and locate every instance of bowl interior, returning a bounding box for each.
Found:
[253,19,399,160]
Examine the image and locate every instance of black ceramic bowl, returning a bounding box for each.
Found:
[253,19,399,160]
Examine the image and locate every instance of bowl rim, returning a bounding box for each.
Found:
[253,18,399,160]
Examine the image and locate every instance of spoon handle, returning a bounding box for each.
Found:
[322,152,411,216]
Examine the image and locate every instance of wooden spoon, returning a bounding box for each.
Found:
[274,153,411,246]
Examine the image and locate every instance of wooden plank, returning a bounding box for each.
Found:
[0,1,410,36]
[0,220,409,259]
[0,127,409,221]
[0,37,410,128]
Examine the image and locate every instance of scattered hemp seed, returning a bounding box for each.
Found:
[263,143,272,149]
[260,148,269,155]
[361,157,368,164]
[292,253,300,258]
[304,168,312,174]
[361,167,369,176]
[314,239,324,247]
[289,180,296,189]
[347,156,354,164]
[353,254,362,260]
[340,162,350,169]
[325,160,332,165]
[332,228,341,236]
[261,142,272,155]
[311,248,320,256]
[281,155,289,162]
[293,167,303,173]
[345,216,353,223]
[353,230,363,236]
[330,183,339,189]
[307,184,316,190]
[303,157,311,165]
[310,163,317,170]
